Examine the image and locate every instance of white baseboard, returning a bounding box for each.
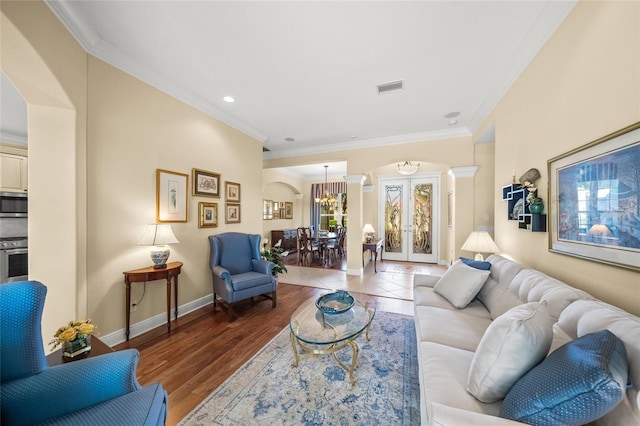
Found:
[100,293,214,347]
[346,267,363,275]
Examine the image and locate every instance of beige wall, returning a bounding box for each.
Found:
[262,169,305,243]
[485,0,640,315]
[473,143,496,233]
[87,56,264,335]
[2,1,265,343]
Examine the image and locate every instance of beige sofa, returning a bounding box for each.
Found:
[413,254,640,425]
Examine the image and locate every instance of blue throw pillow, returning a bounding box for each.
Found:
[500,329,628,426]
[459,257,491,271]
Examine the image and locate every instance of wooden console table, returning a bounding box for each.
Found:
[363,239,384,273]
[123,261,183,341]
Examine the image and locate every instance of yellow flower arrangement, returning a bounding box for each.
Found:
[49,319,96,349]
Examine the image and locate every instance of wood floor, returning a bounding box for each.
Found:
[114,283,414,425]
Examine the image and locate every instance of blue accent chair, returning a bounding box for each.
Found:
[209,232,277,320]
[0,281,168,425]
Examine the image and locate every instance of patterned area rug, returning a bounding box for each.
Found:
[179,311,419,425]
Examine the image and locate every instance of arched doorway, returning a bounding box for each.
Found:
[1,2,88,341]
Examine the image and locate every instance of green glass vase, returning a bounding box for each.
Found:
[529,200,544,214]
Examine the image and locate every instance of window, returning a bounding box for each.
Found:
[319,193,347,230]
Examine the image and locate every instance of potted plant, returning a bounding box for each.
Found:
[261,244,288,277]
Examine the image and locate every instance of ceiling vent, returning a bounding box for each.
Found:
[376,80,404,95]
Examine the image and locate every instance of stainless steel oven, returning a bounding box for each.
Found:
[0,238,28,283]
[0,192,28,218]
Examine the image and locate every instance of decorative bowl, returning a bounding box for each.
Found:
[315,290,355,315]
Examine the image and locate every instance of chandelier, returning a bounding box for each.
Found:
[315,165,337,209]
[397,161,420,175]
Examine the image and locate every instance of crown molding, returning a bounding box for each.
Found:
[45,1,268,144]
[0,132,28,146]
[45,0,102,51]
[343,175,367,185]
[466,1,577,133]
[263,127,472,160]
[449,166,479,179]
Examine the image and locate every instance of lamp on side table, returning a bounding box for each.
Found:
[461,231,500,261]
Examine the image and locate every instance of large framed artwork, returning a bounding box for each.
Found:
[192,168,220,198]
[156,169,188,223]
[548,122,640,271]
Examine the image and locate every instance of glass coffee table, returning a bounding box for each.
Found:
[289,291,375,385]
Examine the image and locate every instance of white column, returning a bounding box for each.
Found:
[344,174,367,275]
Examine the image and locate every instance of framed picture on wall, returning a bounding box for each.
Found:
[198,202,218,228]
[284,201,293,219]
[263,200,273,220]
[192,168,220,197]
[226,203,241,224]
[548,122,640,271]
[225,181,241,202]
[156,169,188,222]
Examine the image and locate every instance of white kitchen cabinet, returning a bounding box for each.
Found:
[0,153,28,192]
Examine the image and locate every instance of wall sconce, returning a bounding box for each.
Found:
[363,223,376,243]
[137,224,179,269]
[461,231,500,261]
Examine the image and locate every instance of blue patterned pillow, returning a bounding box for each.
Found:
[459,257,491,270]
[500,329,628,426]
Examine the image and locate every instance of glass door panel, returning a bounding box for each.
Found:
[410,180,438,263]
[384,183,405,257]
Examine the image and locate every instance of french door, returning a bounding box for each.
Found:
[379,176,439,263]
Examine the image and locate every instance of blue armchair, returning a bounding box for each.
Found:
[209,232,277,320]
[0,281,168,425]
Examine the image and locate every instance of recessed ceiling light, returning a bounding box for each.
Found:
[285,137,295,142]
[223,96,235,103]
[444,111,460,118]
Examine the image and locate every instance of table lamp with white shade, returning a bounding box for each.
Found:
[461,231,500,261]
[363,224,376,243]
[137,224,179,269]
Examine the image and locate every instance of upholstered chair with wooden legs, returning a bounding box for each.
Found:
[208,232,277,320]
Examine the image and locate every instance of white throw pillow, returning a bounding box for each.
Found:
[433,260,490,308]
[466,301,553,403]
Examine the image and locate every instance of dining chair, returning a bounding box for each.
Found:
[326,227,346,260]
[297,227,312,265]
